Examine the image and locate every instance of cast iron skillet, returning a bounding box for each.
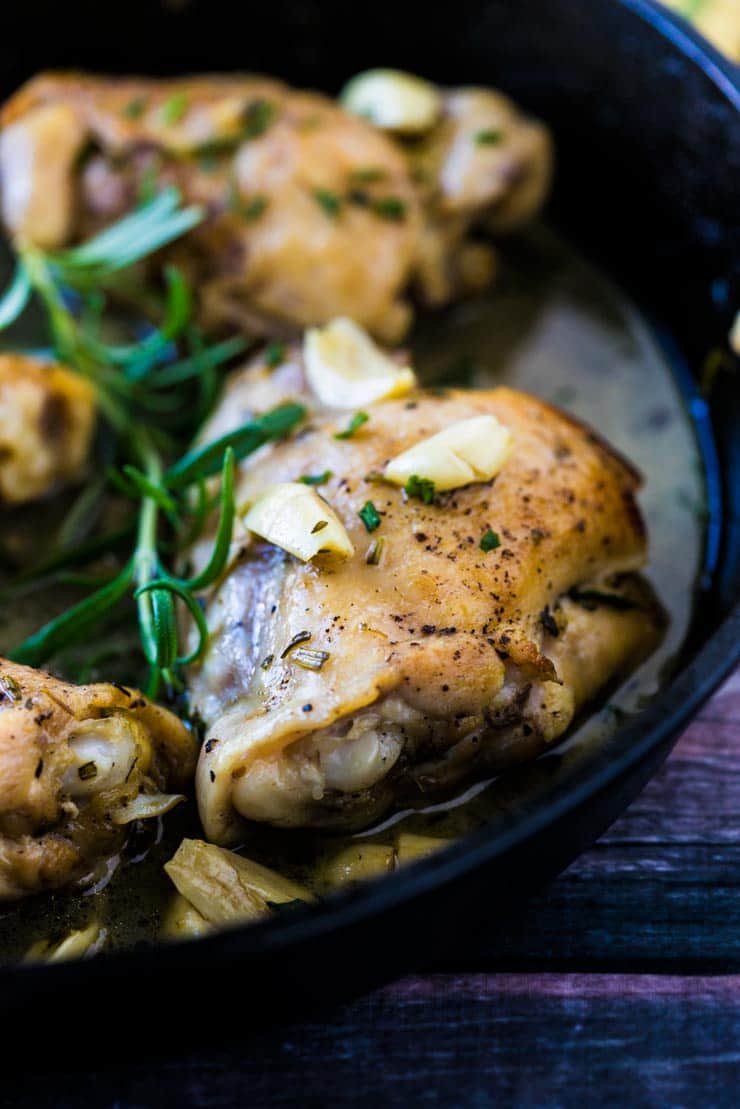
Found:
[0,0,738,1024]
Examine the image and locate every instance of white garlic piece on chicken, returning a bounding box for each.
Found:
[341,69,442,134]
[242,482,354,561]
[384,414,513,491]
[304,317,416,409]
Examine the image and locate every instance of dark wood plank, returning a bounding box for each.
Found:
[2,974,738,1108]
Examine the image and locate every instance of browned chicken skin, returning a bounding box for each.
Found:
[0,354,96,505]
[0,659,197,899]
[0,72,552,342]
[187,346,662,843]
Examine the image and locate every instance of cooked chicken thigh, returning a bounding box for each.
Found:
[0,354,95,505]
[187,343,662,843]
[0,659,197,899]
[0,73,551,342]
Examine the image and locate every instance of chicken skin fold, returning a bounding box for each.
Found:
[186,346,663,843]
[0,72,551,342]
[0,659,197,899]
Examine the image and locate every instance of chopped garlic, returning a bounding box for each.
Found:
[385,414,513,492]
[243,482,354,561]
[341,69,442,134]
[304,317,416,409]
[25,921,104,963]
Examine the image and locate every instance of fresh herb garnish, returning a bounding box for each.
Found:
[242,99,275,140]
[299,470,332,486]
[372,196,407,221]
[0,188,305,694]
[314,188,342,219]
[123,97,148,120]
[365,537,386,565]
[475,129,503,145]
[480,529,500,552]
[359,501,381,532]
[160,92,189,125]
[334,411,369,439]
[243,195,269,222]
[349,166,387,184]
[292,648,330,671]
[264,340,286,369]
[404,474,436,505]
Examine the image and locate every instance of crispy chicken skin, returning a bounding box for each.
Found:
[187,349,662,842]
[0,659,197,899]
[0,73,551,342]
[0,354,96,505]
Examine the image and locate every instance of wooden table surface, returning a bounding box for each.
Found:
[3,667,738,1107]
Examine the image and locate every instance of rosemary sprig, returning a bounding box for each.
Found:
[0,187,305,692]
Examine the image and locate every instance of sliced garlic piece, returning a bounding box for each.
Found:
[396,832,452,864]
[341,69,442,134]
[385,414,513,492]
[304,317,416,409]
[243,483,354,561]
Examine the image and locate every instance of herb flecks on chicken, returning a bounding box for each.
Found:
[0,71,552,342]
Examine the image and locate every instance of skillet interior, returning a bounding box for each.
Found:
[0,0,737,1019]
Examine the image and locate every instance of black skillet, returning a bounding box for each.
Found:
[0,0,738,1024]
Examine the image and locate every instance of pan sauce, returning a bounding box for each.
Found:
[0,224,706,959]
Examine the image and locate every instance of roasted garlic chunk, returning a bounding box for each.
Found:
[243,482,355,562]
[0,354,95,505]
[384,414,513,491]
[0,659,197,899]
[341,69,442,135]
[304,318,416,408]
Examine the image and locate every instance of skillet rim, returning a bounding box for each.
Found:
[1,0,739,990]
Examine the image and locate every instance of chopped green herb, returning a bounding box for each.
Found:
[242,99,276,140]
[78,761,98,781]
[160,92,189,125]
[372,196,407,221]
[0,674,21,701]
[280,630,312,658]
[359,501,381,532]
[292,647,331,672]
[314,188,342,219]
[311,520,329,534]
[335,411,369,439]
[349,166,387,184]
[299,471,332,486]
[260,654,274,670]
[264,341,286,369]
[404,474,436,505]
[137,161,162,205]
[123,97,148,120]
[475,129,503,145]
[480,529,500,552]
[348,189,371,207]
[365,537,386,565]
[243,195,269,222]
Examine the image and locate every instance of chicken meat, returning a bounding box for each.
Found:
[0,659,197,899]
[0,353,95,505]
[0,72,552,342]
[186,340,662,842]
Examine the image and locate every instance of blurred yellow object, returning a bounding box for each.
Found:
[662,0,740,60]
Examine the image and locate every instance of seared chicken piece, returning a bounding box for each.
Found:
[0,354,95,505]
[0,72,551,342]
[0,659,197,899]
[187,345,662,842]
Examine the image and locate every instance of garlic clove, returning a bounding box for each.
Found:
[340,69,442,135]
[304,317,416,409]
[243,482,354,561]
[385,414,513,491]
